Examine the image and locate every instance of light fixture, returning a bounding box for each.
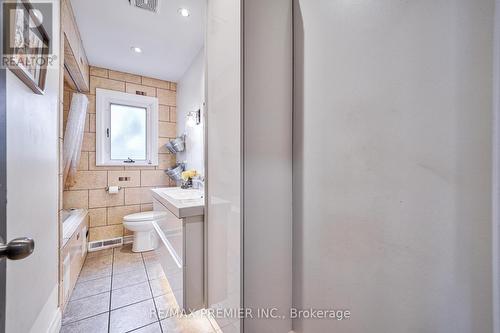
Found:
[178,8,190,17]
[186,109,201,127]
[130,46,142,53]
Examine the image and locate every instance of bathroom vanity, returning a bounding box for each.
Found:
[151,187,204,311]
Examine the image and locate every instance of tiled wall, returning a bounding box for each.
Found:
[63,66,177,242]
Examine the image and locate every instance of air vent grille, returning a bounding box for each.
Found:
[130,0,159,13]
[88,237,123,252]
[89,241,102,249]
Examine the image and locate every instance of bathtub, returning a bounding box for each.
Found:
[60,208,89,310]
[61,208,88,247]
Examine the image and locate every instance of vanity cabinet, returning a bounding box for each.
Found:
[61,0,90,92]
[153,197,204,312]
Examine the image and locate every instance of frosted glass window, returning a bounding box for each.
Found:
[95,88,158,166]
[110,104,147,160]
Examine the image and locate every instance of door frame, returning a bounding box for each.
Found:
[0,1,7,332]
[493,1,500,333]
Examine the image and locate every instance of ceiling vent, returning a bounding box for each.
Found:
[129,0,159,13]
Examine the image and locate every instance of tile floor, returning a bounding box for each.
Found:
[61,245,223,333]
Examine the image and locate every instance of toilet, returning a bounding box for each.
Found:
[123,211,168,252]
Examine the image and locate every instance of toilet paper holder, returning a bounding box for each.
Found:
[105,186,122,193]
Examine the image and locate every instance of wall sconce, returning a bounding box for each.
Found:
[186,109,201,127]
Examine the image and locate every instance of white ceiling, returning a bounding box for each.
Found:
[70,0,205,81]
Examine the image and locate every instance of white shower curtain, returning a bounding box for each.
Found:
[63,93,88,187]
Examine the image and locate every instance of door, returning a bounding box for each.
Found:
[0,1,60,332]
[206,0,242,332]
[0,4,37,332]
[0,1,5,328]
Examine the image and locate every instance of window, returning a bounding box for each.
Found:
[96,88,158,166]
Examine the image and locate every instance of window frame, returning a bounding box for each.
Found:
[96,88,159,166]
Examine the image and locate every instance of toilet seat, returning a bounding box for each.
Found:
[123,211,168,223]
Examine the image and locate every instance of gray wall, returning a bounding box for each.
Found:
[293,0,494,332]
[243,0,293,332]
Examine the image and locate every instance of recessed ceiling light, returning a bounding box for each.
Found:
[131,46,142,53]
[178,8,190,17]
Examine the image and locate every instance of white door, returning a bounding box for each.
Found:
[2,1,61,332]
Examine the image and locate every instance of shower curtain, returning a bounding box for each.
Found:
[63,93,89,187]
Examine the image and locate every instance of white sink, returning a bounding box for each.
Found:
[151,187,204,218]
[161,188,203,201]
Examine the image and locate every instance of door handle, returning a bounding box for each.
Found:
[0,238,34,260]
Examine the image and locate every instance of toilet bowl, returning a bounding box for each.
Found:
[123,211,168,252]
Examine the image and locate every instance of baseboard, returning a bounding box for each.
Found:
[47,308,61,333]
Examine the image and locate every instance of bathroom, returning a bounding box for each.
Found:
[58,0,222,331]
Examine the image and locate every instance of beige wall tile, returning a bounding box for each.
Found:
[63,89,70,106]
[87,95,96,113]
[141,77,170,90]
[88,208,107,227]
[78,152,89,171]
[62,69,178,243]
[82,132,96,152]
[125,83,156,97]
[124,187,155,205]
[90,76,125,94]
[89,113,96,132]
[63,96,71,112]
[141,204,153,212]
[159,105,170,122]
[107,205,141,225]
[89,152,124,171]
[89,225,123,241]
[141,170,169,187]
[124,165,156,171]
[90,67,108,78]
[108,170,141,188]
[157,89,176,106]
[159,122,176,138]
[68,171,108,190]
[158,154,176,170]
[84,113,90,132]
[63,190,88,209]
[109,70,141,84]
[169,107,176,122]
[89,189,124,208]
[158,138,173,154]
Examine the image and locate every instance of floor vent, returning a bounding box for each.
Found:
[88,237,123,252]
[129,0,159,13]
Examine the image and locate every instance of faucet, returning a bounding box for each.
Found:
[192,175,204,190]
[181,178,193,189]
